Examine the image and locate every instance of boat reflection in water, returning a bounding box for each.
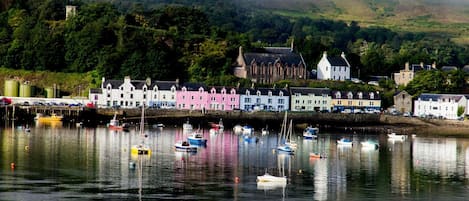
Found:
[4,126,469,200]
[35,120,63,128]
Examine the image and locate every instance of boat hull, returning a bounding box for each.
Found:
[131,145,151,155]
[174,143,197,152]
[188,137,207,145]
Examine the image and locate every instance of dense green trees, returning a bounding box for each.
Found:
[0,0,468,103]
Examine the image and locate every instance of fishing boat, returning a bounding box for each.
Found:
[277,112,294,154]
[337,138,353,146]
[108,112,129,131]
[131,105,151,155]
[242,125,254,135]
[209,118,224,131]
[303,126,319,139]
[36,113,63,122]
[387,132,407,140]
[174,141,198,152]
[187,131,207,145]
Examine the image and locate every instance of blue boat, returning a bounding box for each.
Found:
[174,141,198,152]
[187,132,207,145]
[303,126,319,139]
[277,145,294,153]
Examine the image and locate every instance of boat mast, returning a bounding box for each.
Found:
[140,104,145,136]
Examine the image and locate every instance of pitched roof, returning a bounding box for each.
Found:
[290,87,330,96]
[418,93,464,102]
[243,47,303,66]
[332,91,381,100]
[238,88,290,96]
[154,81,178,90]
[327,56,348,66]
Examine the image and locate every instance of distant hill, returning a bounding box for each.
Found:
[236,0,469,44]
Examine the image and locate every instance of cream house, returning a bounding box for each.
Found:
[290,87,331,112]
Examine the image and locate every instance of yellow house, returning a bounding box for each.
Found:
[331,91,381,113]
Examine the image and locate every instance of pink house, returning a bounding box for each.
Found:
[176,84,239,111]
[207,87,239,111]
[176,84,208,110]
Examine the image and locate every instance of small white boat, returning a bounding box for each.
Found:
[337,138,353,146]
[257,180,287,190]
[387,132,406,140]
[257,173,287,183]
[361,141,379,149]
[261,128,269,135]
[183,120,193,131]
[233,125,243,134]
[174,141,197,152]
[303,126,319,139]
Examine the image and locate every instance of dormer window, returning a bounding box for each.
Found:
[211,88,216,94]
[143,88,147,92]
[107,86,111,90]
[358,92,363,99]
[182,87,187,92]
[370,92,375,99]
[257,91,261,96]
[230,89,236,95]
[347,92,353,99]
[131,87,134,91]
[246,90,250,96]
[279,91,283,96]
[268,91,272,96]
[199,87,204,93]
[221,89,226,94]
[171,86,176,93]
[335,92,341,99]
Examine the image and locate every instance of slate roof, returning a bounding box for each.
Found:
[411,64,433,71]
[441,66,458,72]
[327,56,348,66]
[243,47,303,66]
[103,80,123,89]
[418,93,464,102]
[154,81,178,90]
[89,88,102,94]
[239,88,290,96]
[290,87,330,96]
[181,82,207,91]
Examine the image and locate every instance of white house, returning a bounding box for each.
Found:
[239,88,290,112]
[413,93,466,120]
[88,76,178,108]
[290,87,331,112]
[317,51,351,81]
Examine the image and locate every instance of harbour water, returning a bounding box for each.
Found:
[2,123,469,200]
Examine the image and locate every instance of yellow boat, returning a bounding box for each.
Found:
[36,113,63,122]
[131,144,151,155]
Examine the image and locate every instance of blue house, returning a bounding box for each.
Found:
[239,88,290,111]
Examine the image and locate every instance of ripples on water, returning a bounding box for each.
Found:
[2,124,469,200]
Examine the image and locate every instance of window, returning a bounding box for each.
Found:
[245,98,251,103]
[268,91,272,96]
[278,99,284,104]
[143,88,147,92]
[171,95,174,100]
[143,94,146,99]
[120,94,123,98]
[295,100,300,104]
[192,96,195,100]
[131,87,134,91]
[256,98,261,104]
[257,91,261,96]
[268,99,272,104]
[279,92,283,96]
[107,93,110,98]
[107,101,110,107]
[130,94,133,99]
[163,95,166,99]
[347,92,353,99]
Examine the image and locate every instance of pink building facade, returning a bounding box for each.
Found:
[176,84,239,111]
[206,87,239,111]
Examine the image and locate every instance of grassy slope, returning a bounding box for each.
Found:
[0,68,99,97]
[243,0,469,44]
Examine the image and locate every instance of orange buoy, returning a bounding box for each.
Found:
[235,177,240,183]
[10,162,15,169]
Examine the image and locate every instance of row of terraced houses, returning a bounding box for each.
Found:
[88,77,381,113]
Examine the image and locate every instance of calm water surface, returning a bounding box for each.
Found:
[2,122,469,200]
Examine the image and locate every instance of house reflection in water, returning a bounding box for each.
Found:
[412,138,458,177]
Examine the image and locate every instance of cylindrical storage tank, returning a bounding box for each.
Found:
[45,87,55,98]
[19,82,32,97]
[4,80,19,97]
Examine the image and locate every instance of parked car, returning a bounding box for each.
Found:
[403,112,411,117]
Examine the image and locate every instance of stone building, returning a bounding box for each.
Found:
[393,90,412,113]
[233,44,307,84]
